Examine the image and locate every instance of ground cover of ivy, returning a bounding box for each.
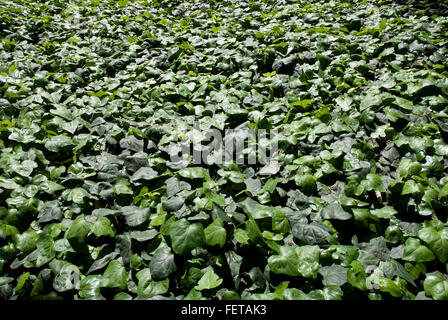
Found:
[1,0,448,300]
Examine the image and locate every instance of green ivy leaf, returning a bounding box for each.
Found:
[92,216,115,238]
[268,246,300,277]
[347,261,367,291]
[204,218,227,248]
[402,180,422,195]
[319,264,348,286]
[45,135,75,153]
[370,206,397,219]
[66,215,91,243]
[102,260,127,290]
[120,206,150,227]
[234,229,250,245]
[403,238,436,262]
[79,275,103,299]
[13,230,39,254]
[194,269,223,291]
[169,219,205,255]
[36,235,55,267]
[15,272,30,292]
[424,272,448,300]
[320,203,352,220]
[361,174,386,193]
[149,246,177,280]
[418,222,448,263]
[178,167,210,180]
[378,277,403,297]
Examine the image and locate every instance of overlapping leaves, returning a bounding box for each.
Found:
[0,0,448,300]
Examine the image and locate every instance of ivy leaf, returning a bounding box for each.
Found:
[137,269,169,298]
[240,197,274,219]
[292,223,330,245]
[66,215,91,243]
[370,206,397,219]
[194,269,223,291]
[92,216,115,238]
[130,230,159,242]
[169,219,205,256]
[66,215,92,253]
[102,260,128,290]
[38,200,62,223]
[121,206,150,227]
[53,263,79,292]
[424,272,448,300]
[87,252,119,275]
[36,235,55,267]
[319,264,348,286]
[79,275,103,299]
[381,260,416,287]
[234,229,250,245]
[204,218,227,248]
[45,135,75,152]
[178,167,210,180]
[398,158,422,178]
[439,183,448,198]
[378,277,403,297]
[361,174,386,193]
[320,203,352,220]
[113,292,133,300]
[268,246,300,277]
[296,245,321,278]
[217,169,246,183]
[149,246,177,280]
[403,238,436,262]
[13,230,39,254]
[418,221,448,263]
[130,167,158,183]
[402,180,422,195]
[347,261,367,291]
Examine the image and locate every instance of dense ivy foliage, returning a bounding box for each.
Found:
[1,0,448,300]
